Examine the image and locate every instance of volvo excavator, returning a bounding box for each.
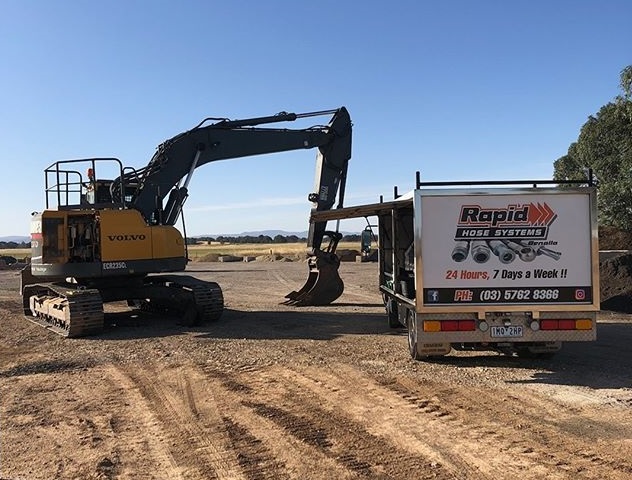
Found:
[21,107,352,337]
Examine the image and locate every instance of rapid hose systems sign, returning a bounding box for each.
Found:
[418,189,597,307]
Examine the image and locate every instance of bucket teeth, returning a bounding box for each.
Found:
[283,253,344,306]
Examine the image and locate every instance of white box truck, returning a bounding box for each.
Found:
[313,173,599,359]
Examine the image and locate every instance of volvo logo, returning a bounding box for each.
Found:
[107,234,147,241]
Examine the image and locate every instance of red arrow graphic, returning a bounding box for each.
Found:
[527,202,557,226]
[542,202,557,225]
[528,202,544,225]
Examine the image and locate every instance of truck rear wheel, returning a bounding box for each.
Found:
[406,310,422,360]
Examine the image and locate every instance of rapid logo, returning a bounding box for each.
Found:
[455,202,557,240]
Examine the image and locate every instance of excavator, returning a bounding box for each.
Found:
[21,107,352,337]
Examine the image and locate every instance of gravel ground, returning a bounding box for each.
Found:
[1,262,632,480]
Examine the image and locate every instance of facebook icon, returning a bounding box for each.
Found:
[427,290,440,303]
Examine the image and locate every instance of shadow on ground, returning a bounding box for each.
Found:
[98,307,392,342]
[426,322,632,390]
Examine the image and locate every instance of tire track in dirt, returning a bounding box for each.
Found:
[390,378,632,479]
[204,364,456,480]
[2,366,182,480]
[221,416,291,480]
[6,354,630,480]
[201,367,357,479]
[104,365,192,479]
[247,365,491,479]
[250,363,600,480]
[110,363,355,479]
[376,375,632,480]
[110,364,242,479]
[374,376,571,478]
[243,400,444,479]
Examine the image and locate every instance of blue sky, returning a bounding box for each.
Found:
[1,0,630,237]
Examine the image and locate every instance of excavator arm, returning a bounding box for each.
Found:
[117,107,352,305]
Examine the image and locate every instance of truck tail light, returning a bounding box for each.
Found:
[424,320,476,332]
[575,319,593,330]
[423,321,441,332]
[540,319,593,330]
[456,320,476,331]
[558,320,576,330]
[442,321,459,331]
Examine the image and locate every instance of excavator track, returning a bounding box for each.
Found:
[190,280,224,321]
[22,283,104,338]
[143,275,224,325]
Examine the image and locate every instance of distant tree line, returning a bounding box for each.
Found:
[0,241,29,249]
[187,234,363,245]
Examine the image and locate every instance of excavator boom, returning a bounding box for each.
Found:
[119,107,351,255]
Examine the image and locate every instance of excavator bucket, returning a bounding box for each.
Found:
[283,252,344,306]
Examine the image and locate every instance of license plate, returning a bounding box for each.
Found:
[490,325,523,338]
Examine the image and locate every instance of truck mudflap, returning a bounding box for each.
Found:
[283,252,344,306]
[417,342,452,357]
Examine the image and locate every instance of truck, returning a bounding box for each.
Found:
[311,172,599,359]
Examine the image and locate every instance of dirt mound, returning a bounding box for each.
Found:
[287,253,308,262]
[337,249,361,262]
[600,253,632,312]
[599,226,632,250]
[255,254,292,262]
[196,253,220,262]
[597,226,632,312]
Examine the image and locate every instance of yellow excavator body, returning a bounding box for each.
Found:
[98,209,185,262]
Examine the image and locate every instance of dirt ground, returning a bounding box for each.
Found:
[1,261,632,480]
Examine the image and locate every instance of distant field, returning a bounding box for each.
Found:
[0,242,361,261]
[0,248,29,259]
[186,241,359,260]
